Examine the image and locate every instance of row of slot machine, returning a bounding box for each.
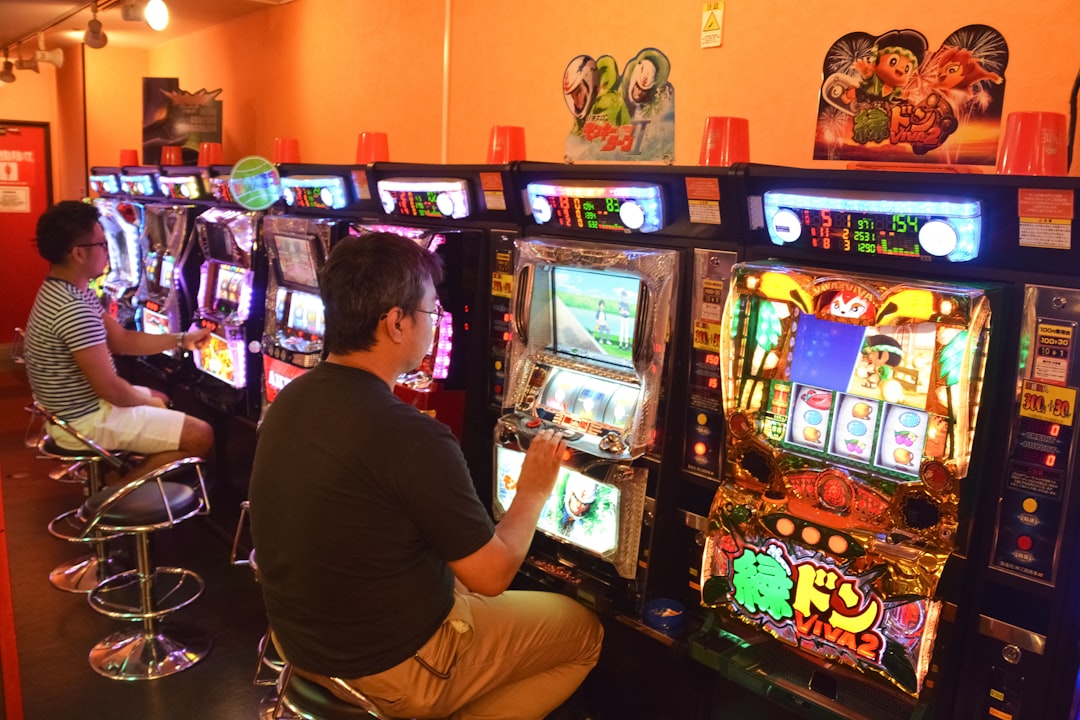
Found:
[87,156,1080,719]
[85,159,516,492]
[480,163,1080,720]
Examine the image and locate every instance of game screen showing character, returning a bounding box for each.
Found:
[550,267,641,370]
[160,253,176,291]
[494,445,621,557]
[271,233,321,290]
[212,265,245,316]
[196,332,237,386]
[700,261,991,696]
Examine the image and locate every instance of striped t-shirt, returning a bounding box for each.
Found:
[24,277,108,421]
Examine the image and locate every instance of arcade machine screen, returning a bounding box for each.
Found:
[701,261,991,696]
[273,233,320,289]
[98,200,144,326]
[549,267,639,371]
[495,238,678,584]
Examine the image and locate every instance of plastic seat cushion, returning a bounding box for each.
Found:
[287,672,378,719]
[41,435,102,460]
[83,482,199,526]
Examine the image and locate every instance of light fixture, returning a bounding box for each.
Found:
[34,33,64,69]
[14,45,37,73]
[0,51,14,84]
[84,3,108,49]
[145,0,170,31]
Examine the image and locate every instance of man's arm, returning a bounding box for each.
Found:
[72,342,164,407]
[103,312,212,356]
[449,429,566,596]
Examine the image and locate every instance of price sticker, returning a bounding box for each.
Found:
[693,319,722,352]
[1020,379,1076,427]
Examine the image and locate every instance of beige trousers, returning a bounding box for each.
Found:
[348,589,603,720]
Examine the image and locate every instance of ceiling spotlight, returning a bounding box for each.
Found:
[84,3,108,49]
[0,51,14,84]
[145,0,170,31]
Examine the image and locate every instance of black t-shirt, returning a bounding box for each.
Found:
[249,361,495,677]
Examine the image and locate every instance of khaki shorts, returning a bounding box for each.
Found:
[51,386,185,454]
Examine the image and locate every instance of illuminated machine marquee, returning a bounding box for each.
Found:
[120,173,159,197]
[701,260,991,695]
[158,174,206,201]
[377,177,471,220]
[763,189,982,263]
[90,173,120,195]
[281,175,349,210]
[526,180,664,234]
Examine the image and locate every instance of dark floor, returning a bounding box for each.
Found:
[0,366,803,720]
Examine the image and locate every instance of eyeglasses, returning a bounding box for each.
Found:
[414,303,444,324]
[74,242,108,250]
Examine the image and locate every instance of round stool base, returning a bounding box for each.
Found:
[89,624,211,680]
[49,553,127,594]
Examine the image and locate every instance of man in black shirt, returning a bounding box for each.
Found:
[249,232,602,719]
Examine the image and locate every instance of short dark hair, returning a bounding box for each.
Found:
[36,200,100,264]
[321,232,444,354]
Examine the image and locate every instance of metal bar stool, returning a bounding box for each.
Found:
[74,456,213,680]
[31,402,132,592]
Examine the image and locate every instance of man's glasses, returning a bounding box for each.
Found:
[74,242,108,250]
[414,302,444,324]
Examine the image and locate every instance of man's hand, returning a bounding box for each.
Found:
[516,428,566,500]
[184,326,213,351]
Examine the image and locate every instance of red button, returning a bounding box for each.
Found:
[526,419,542,428]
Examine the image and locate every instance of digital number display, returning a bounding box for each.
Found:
[377,178,471,219]
[764,189,981,262]
[526,181,663,234]
[281,175,348,210]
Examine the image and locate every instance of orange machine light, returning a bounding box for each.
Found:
[694,442,707,456]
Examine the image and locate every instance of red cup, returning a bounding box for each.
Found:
[160,145,183,166]
[698,116,750,166]
[355,131,390,163]
[487,125,526,163]
[272,137,301,164]
[118,148,139,166]
[198,142,223,166]
[996,111,1068,176]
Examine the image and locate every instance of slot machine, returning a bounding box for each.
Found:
[131,165,210,386]
[689,165,1080,720]
[260,164,369,409]
[494,163,742,623]
[189,167,268,420]
[367,162,521,485]
[95,167,157,328]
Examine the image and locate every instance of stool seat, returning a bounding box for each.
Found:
[279,667,413,720]
[75,457,213,681]
[39,435,102,461]
[83,482,200,529]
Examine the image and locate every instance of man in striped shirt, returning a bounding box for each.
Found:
[24,201,214,483]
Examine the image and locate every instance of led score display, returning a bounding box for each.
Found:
[377,178,471,220]
[526,181,664,234]
[763,189,982,262]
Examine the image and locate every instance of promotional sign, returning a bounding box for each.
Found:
[814,25,1008,165]
[142,77,223,165]
[563,48,675,163]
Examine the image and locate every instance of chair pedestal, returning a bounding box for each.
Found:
[89,622,212,680]
[49,552,128,593]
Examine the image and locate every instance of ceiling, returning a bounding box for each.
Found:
[0,0,297,58]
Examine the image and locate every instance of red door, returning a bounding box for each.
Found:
[0,121,53,341]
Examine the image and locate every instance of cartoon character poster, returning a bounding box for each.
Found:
[814,25,1008,164]
[563,48,675,163]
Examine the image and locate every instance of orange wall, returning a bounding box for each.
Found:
[85,46,150,168]
[142,0,447,165]
[0,65,62,202]
[447,1,1080,166]
[10,0,1080,182]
